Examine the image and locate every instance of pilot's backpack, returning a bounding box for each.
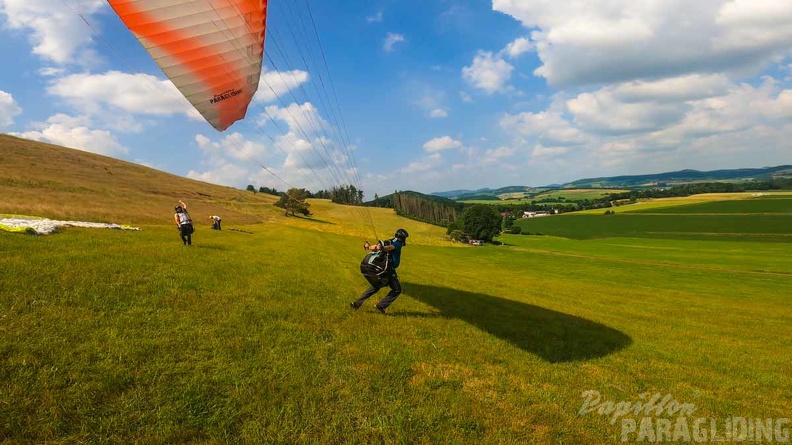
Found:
[360,240,392,286]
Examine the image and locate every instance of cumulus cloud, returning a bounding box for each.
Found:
[187,162,252,188]
[429,108,448,118]
[257,102,354,182]
[0,90,22,128]
[532,145,570,159]
[195,132,270,163]
[12,113,128,157]
[567,91,686,135]
[254,69,310,103]
[492,71,792,182]
[47,71,192,117]
[259,102,327,138]
[383,33,405,52]
[493,0,792,86]
[484,146,515,162]
[401,160,435,173]
[503,37,533,59]
[0,0,105,66]
[189,130,348,192]
[423,136,463,152]
[47,69,311,124]
[500,110,588,146]
[462,51,514,94]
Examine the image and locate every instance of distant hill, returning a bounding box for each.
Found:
[0,134,279,224]
[432,166,792,199]
[564,166,792,188]
[433,185,531,199]
[364,190,461,209]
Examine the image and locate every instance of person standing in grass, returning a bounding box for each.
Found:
[174,200,194,246]
[351,228,409,314]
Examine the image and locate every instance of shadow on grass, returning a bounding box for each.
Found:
[195,244,231,251]
[402,282,632,363]
[293,215,335,225]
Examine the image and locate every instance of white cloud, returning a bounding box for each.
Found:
[503,37,533,59]
[609,74,733,103]
[384,32,405,52]
[12,113,128,157]
[0,90,22,128]
[567,91,686,135]
[429,108,448,118]
[500,110,588,146]
[254,69,310,103]
[491,72,792,184]
[492,0,792,86]
[484,146,515,161]
[460,91,474,103]
[367,11,383,23]
[401,160,434,174]
[259,102,327,138]
[532,145,570,159]
[189,130,345,192]
[560,75,737,135]
[0,0,105,66]
[195,132,270,163]
[462,51,514,94]
[39,67,66,77]
[187,162,251,188]
[44,69,311,133]
[423,136,463,152]
[47,71,192,117]
[261,110,350,182]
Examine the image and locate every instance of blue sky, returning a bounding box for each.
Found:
[1,0,791,198]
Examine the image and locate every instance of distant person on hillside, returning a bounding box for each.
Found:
[174,200,194,246]
[210,215,222,230]
[351,228,409,314]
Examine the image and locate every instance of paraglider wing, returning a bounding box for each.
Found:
[108,0,268,131]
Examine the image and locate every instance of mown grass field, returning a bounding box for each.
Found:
[631,196,792,214]
[3,217,791,443]
[533,189,629,201]
[458,199,527,206]
[1,139,791,443]
[517,194,792,243]
[460,189,629,206]
[573,192,792,215]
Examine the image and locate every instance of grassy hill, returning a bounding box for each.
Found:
[1,136,790,443]
[0,134,280,225]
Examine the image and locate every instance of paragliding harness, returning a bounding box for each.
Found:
[360,239,394,287]
[176,208,194,236]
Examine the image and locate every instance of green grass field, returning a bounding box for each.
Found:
[631,197,792,214]
[1,138,791,443]
[3,219,791,443]
[534,189,629,201]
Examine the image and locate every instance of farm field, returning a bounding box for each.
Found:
[631,196,792,214]
[573,192,792,215]
[533,189,629,201]
[516,194,792,243]
[1,141,791,443]
[458,199,527,205]
[515,213,792,242]
[2,198,791,443]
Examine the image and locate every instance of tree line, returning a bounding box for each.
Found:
[391,191,461,227]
